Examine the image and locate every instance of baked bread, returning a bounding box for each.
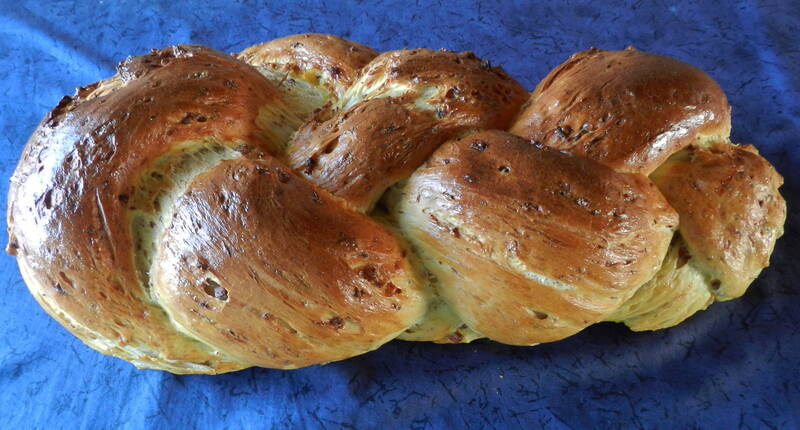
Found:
[6,34,785,374]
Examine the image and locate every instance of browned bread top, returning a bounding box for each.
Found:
[511,47,732,174]
[7,35,785,373]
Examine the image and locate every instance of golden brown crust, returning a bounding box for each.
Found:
[5,44,299,373]
[511,46,785,329]
[510,47,731,174]
[285,48,528,212]
[649,143,786,299]
[344,48,528,130]
[238,33,378,100]
[389,131,678,344]
[153,156,427,368]
[284,98,439,212]
[6,35,786,373]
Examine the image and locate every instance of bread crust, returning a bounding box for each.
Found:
[239,33,378,100]
[6,36,786,372]
[510,47,731,174]
[389,130,678,344]
[153,156,428,368]
[6,45,296,373]
[650,143,786,299]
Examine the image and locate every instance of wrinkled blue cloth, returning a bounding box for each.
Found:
[1,1,798,429]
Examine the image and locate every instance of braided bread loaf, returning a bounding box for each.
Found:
[7,34,785,374]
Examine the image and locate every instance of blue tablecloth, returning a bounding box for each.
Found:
[1,1,798,428]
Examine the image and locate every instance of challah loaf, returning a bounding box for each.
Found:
[6,34,786,373]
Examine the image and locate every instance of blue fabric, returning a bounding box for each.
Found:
[1,1,798,428]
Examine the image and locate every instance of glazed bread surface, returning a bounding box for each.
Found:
[7,34,786,373]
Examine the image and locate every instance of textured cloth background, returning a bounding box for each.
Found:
[1,1,798,429]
